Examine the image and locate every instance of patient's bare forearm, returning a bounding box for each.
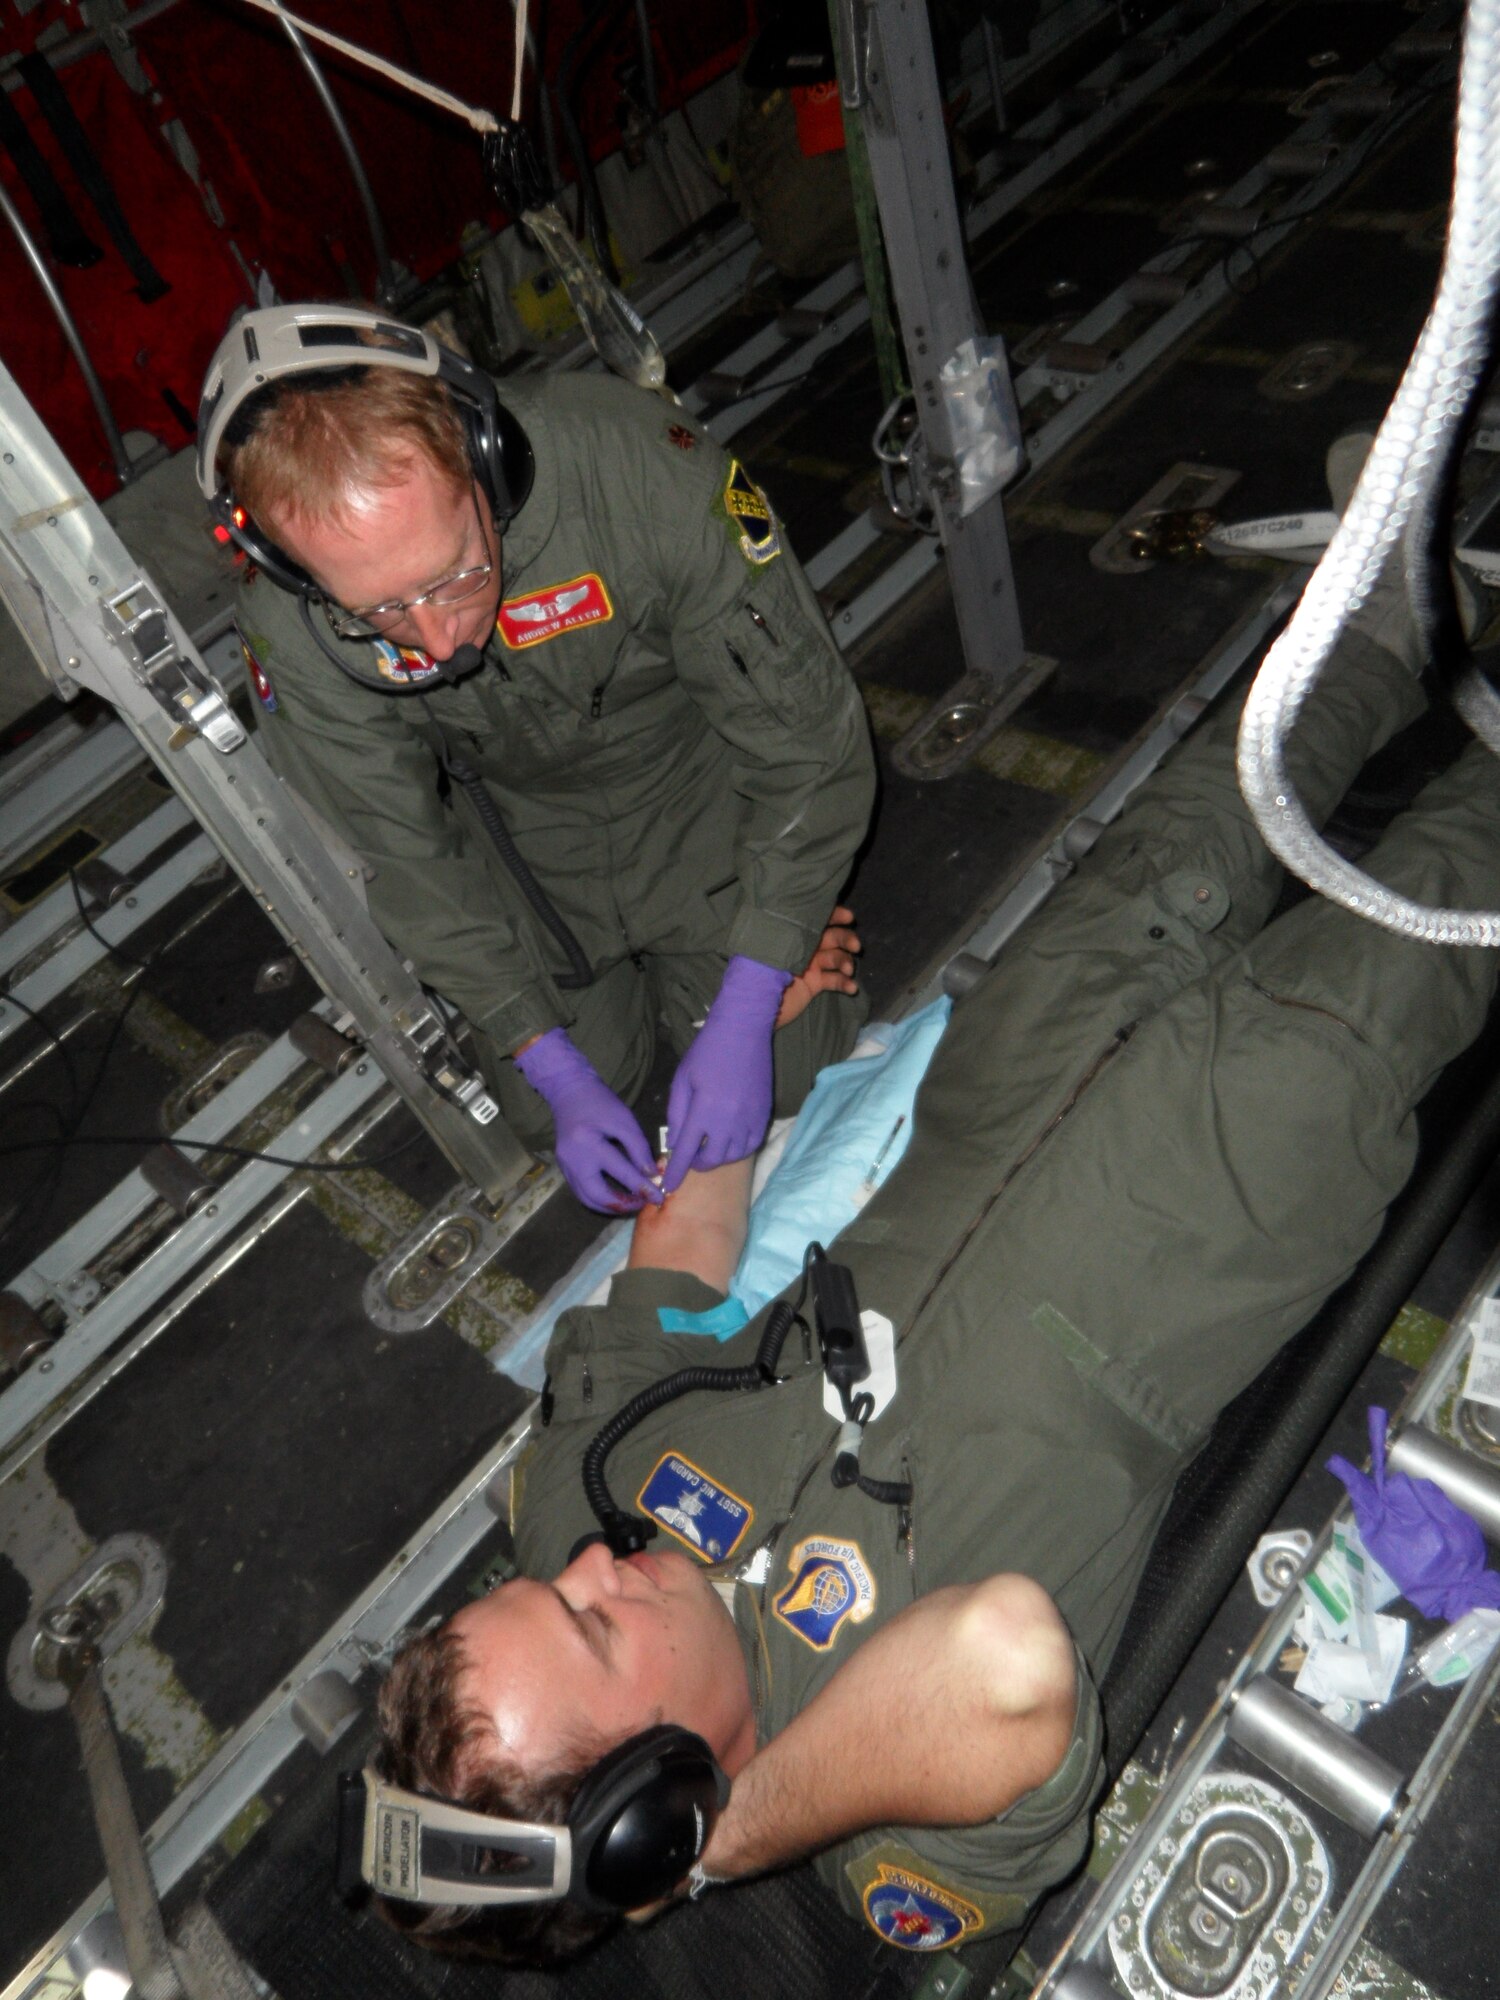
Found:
[627,1157,754,1292]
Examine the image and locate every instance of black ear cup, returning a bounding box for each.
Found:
[566,1725,729,1914]
[210,490,317,598]
[432,347,534,526]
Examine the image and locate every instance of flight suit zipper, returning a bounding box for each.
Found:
[897,1478,915,1570]
[746,602,778,645]
[588,649,624,721]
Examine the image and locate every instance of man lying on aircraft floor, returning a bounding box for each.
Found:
[350,480,1500,1966]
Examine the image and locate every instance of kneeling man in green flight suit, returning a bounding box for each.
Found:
[198,306,874,1214]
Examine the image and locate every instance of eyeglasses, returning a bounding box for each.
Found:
[326,487,496,639]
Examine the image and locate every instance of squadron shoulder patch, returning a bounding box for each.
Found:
[723,461,782,566]
[666,422,699,451]
[238,627,276,711]
[498,573,614,649]
[637,1452,754,1564]
[371,638,444,686]
[773,1535,875,1651]
[860,1864,985,1951]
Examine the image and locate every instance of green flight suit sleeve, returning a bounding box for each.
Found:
[651,436,876,975]
[237,580,567,1052]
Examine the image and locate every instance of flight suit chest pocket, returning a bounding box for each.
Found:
[716,564,832,732]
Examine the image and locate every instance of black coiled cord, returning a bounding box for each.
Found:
[580,1241,911,1550]
[581,1296,801,1552]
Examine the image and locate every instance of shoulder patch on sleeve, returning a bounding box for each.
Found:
[845,1842,1027,1951]
[664,420,700,451]
[772,1535,874,1650]
[721,460,783,566]
[237,624,276,711]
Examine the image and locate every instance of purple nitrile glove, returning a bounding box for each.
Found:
[515,1028,662,1214]
[662,955,793,1195]
[1328,1407,1500,1623]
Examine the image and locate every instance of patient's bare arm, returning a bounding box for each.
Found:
[628,1157,754,1292]
[700,1577,1078,1884]
[627,911,863,1292]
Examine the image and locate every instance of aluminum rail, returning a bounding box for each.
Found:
[0,1052,388,1458]
[5,1002,343,1319]
[0,831,217,1049]
[0,1082,404,1498]
[0,626,242,879]
[0,795,190,985]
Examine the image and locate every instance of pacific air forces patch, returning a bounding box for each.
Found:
[773,1535,874,1650]
[860,1864,985,1951]
[371,638,444,686]
[637,1452,753,1564]
[498,573,613,649]
[723,461,782,566]
[238,626,276,711]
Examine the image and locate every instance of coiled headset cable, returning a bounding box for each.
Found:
[577,1245,909,1555]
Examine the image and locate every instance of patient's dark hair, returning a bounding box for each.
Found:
[371,1622,617,1967]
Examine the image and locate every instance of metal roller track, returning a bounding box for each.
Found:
[0,626,241,879]
[1032,1247,1500,2000]
[0,831,217,1050]
[0,795,190,986]
[5,1001,344,1321]
[0,1039,387,1460]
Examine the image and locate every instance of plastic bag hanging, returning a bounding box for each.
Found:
[517,204,669,395]
[482,119,669,397]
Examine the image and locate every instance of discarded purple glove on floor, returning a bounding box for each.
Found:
[1328,1407,1500,1623]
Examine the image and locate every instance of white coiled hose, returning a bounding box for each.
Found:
[1237,0,1500,945]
